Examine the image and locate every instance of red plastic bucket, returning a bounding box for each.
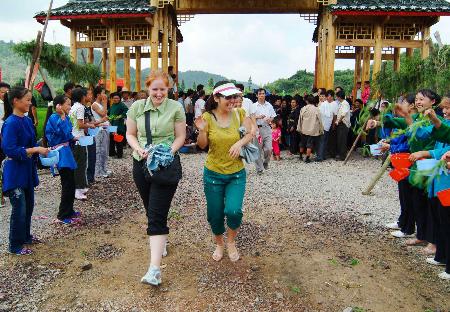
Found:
[437,189,450,207]
[391,153,412,169]
[389,168,410,182]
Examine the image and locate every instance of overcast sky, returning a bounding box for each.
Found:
[1,0,449,84]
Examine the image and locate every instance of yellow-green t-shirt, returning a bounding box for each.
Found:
[127,97,186,161]
[203,108,246,175]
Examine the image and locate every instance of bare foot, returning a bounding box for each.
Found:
[212,244,224,262]
[227,241,240,262]
[422,244,436,255]
[405,239,427,246]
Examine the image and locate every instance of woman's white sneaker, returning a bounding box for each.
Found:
[75,189,87,200]
[385,222,400,230]
[426,258,445,266]
[141,265,162,286]
[438,271,450,280]
[390,230,413,238]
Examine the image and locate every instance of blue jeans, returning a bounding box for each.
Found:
[8,188,34,253]
[203,168,246,235]
[317,131,329,160]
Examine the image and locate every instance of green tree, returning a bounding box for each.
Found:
[192,82,197,90]
[180,79,186,92]
[207,77,214,91]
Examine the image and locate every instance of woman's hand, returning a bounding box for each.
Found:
[194,116,208,132]
[136,148,148,159]
[441,151,450,162]
[366,119,377,130]
[229,142,242,159]
[409,151,429,162]
[36,147,50,156]
[380,142,390,152]
[424,108,442,128]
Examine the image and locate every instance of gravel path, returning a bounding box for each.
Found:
[0,151,398,253]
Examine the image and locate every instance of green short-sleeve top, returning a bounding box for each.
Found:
[127,97,186,161]
[203,108,246,175]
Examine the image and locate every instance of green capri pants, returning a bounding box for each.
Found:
[203,167,246,235]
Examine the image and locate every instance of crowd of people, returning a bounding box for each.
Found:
[0,72,449,286]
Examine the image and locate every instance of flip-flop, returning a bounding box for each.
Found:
[227,242,240,262]
[212,245,224,262]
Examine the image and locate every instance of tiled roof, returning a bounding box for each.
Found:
[34,0,156,18]
[331,0,450,13]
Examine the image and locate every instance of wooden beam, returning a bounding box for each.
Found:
[87,47,94,64]
[108,24,117,92]
[77,41,108,49]
[170,24,177,71]
[317,22,325,88]
[60,19,71,28]
[362,46,371,83]
[124,47,131,90]
[117,52,152,59]
[70,28,77,63]
[421,26,431,59]
[102,48,107,78]
[393,48,401,72]
[162,7,169,73]
[335,39,422,49]
[335,53,395,60]
[175,0,319,14]
[372,24,383,80]
[135,46,142,91]
[145,16,154,26]
[314,45,319,88]
[150,10,159,70]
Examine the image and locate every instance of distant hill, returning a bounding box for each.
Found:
[0,40,257,92]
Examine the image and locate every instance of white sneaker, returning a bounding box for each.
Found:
[426,258,445,266]
[141,265,162,286]
[385,222,400,230]
[390,230,414,238]
[438,271,450,280]
[75,189,87,200]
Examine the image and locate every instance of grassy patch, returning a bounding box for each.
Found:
[290,286,301,294]
[350,258,360,266]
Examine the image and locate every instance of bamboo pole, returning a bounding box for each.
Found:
[343,119,368,165]
[362,154,391,195]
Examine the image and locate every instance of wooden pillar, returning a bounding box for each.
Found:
[353,47,362,99]
[393,48,401,72]
[314,45,319,88]
[406,48,414,58]
[124,47,131,90]
[317,20,326,88]
[372,23,383,80]
[162,6,169,73]
[150,11,159,70]
[170,24,177,71]
[135,46,142,91]
[87,47,94,64]
[108,24,117,92]
[362,47,371,83]
[101,48,107,80]
[325,12,336,90]
[421,26,430,59]
[70,28,77,63]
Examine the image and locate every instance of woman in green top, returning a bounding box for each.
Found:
[108,92,128,159]
[196,81,253,263]
[126,70,186,286]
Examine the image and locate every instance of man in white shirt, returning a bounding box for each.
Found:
[194,90,206,119]
[335,90,351,160]
[317,91,334,161]
[254,88,276,174]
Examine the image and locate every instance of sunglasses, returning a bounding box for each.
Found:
[223,95,241,100]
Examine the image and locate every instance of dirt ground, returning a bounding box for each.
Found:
[0,153,449,312]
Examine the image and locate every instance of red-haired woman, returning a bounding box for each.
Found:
[126,70,186,286]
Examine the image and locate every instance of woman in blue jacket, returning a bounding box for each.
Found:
[45,95,79,225]
[2,87,49,255]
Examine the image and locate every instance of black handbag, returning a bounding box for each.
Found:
[142,110,182,185]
